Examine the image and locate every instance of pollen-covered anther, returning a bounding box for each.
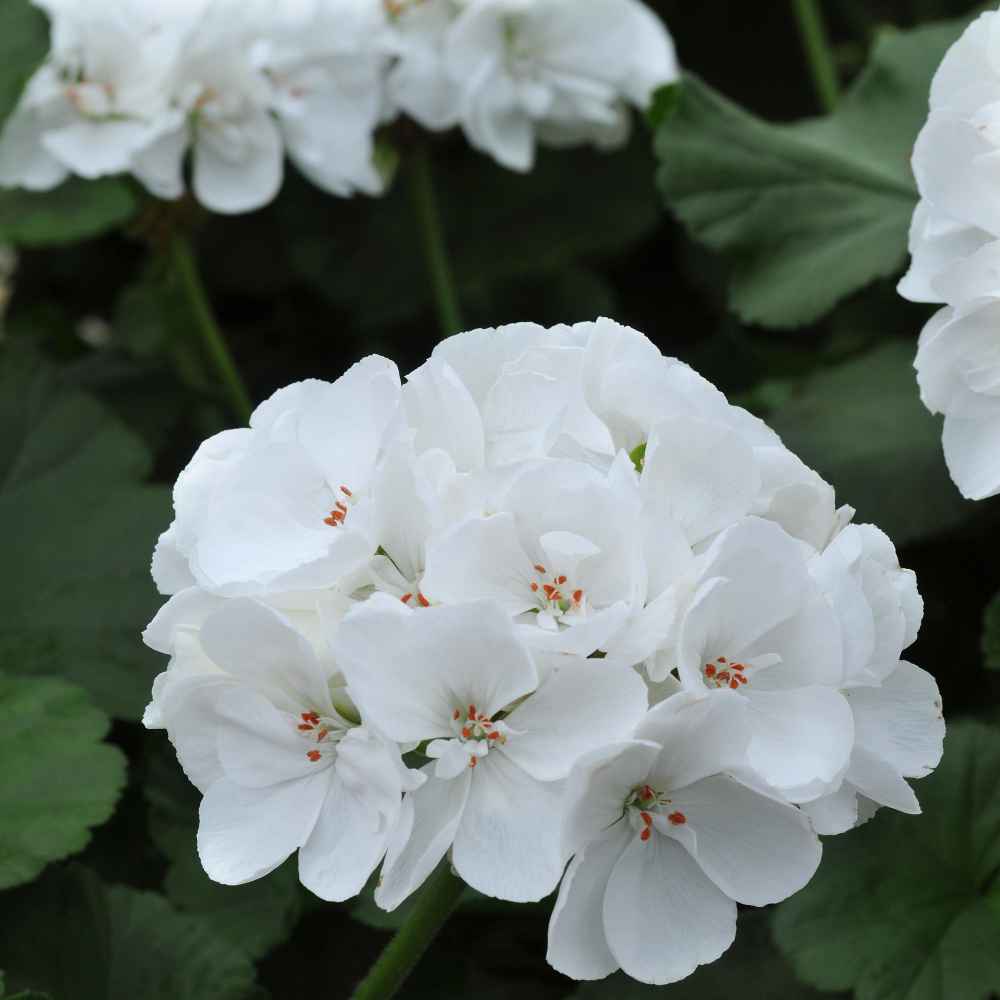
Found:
[323,485,355,526]
[703,656,749,690]
[668,811,687,826]
[453,703,507,746]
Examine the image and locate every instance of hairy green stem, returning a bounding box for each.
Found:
[791,0,840,112]
[350,862,465,1000]
[407,143,464,337]
[169,233,253,422]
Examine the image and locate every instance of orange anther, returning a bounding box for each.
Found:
[572,589,583,603]
[297,723,313,731]
[730,679,739,690]
[468,756,477,768]
[530,583,539,592]
[717,657,727,663]
[417,593,430,607]
[640,827,651,842]
[453,709,460,720]
[461,727,472,739]
[534,564,546,573]
[556,575,567,585]
[668,811,686,826]
[468,705,477,717]
[487,731,500,741]
[340,485,352,496]
[639,811,652,825]
[306,750,321,762]
[401,593,413,604]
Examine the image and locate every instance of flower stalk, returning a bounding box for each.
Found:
[350,861,466,1000]
[407,143,464,338]
[169,232,253,422]
[791,0,839,112]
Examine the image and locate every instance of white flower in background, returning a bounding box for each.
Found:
[900,7,1000,498]
[152,357,402,598]
[144,319,943,986]
[434,0,678,171]
[333,595,649,908]
[144,597,421,900]
[547,694,821,985]
[0,0,191,191]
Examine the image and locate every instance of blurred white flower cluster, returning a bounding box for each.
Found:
[144,318,944,986]
[901,6,1000,499]
[0,0,678,214]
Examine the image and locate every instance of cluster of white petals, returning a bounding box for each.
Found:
[144,319,944,986]
[0,0,677,214]
[900,6,1000,499]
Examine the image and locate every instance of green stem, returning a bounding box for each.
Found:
[407,143,464,337]
[169,233,253,422]
[791,0,840,112]
[350,862,465,1000]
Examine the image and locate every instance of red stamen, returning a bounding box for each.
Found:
[717,657,727,663]
[639,811,652,826]
[487,731,500,741]
[534,564,546,573]
[468,705,477,717]
[738,674,748,685]
[572,589,583,603]
[732,663,745,672]
[401,593,413,604]
[306,750,321,762]
[530,583,539,592]
[704,665,716,677]
[640,827,651,842]
[668,811,686,826]
[730,679,739,690]
[417,592,430,607]
[461,727,472,739]
[340,485,352,496]
[297,723,313,731]
[453,709,460,720]
[716,671,730,683]
[556,575,567,585]
[468,756,477,768]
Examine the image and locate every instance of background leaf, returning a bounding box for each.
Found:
[774,721,1000,1000]
[654,18,969,328]
[0,674,126,890]
[0,866,262,1000]
[0,178,137,248]
[768,339,975,544]
[0,0,49,128]
[0,353,171,719]
[982,592,1000,671]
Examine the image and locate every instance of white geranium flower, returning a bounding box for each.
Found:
[333,595,649,907]
[900,9,1000,498]
[0,0,190,190]
[152,358,403,598]
[144,597,421,900]
[802,661,944,835]
[439,0,678,171]
[799,525,941,833]
[383,0,464,131]
[673,518,854,803]
[546,693,821,985]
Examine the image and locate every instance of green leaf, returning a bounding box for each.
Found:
[0,178,137,247]
[774,721,1000,1000]
[0,0,49,128]
[769,340,974,545]
[145,747,304,960]
[569,912,825,999]
[0,674,126,890]
[982,593,1000,671]
[0,866,262,1000]
[0,353,171,719]
[654,18,971,328]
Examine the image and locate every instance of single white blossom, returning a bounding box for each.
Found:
[546,693,821,984]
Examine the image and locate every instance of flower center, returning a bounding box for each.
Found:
[529,563,585,615]
[452,704,508,769]
[323,484,354,527]
[702,656,749,691]
[625,783,687,842]
[297,710,346,763]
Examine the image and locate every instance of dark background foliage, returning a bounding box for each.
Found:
[2,1,999,998]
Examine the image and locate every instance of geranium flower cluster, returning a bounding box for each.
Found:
[900,6,1000,500]
[143,319,944,986]
[0,0,677,214]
